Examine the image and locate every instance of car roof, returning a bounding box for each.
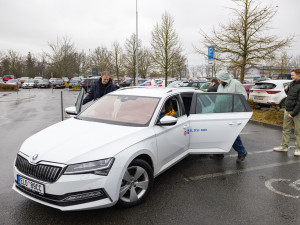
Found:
[256,79,291,84]
[110,87,200,98]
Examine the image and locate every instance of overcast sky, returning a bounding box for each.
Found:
[0,0,299,66]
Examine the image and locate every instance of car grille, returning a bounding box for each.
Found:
[15,155,63,183]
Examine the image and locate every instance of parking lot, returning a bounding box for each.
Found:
[1,89,300,225]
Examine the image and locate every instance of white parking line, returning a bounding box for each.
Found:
[185,160,300,181]
[265,179,299,199]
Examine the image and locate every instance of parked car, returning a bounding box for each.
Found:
[3,75,14,82]
[249,80,291,107]
[13,87,252,211]
[62,77,69,83]
[200,82,211,92]
[19,77,30,84]
[243,83,255,98]
[119,78,132,87]
[37,79,50,88]
[180,81,206,89]
[22,80,35,89]
[52,79,66,89]
[6,79,21,87]
[69,79,80,89]
[167,80,183,88]
[49,78,57,83]
[80,76,100,93]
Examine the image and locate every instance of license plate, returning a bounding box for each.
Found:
[254,96,264,100]
[17,175,44,195]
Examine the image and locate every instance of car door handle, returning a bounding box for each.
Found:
[229,122,242,125]
[183,125,189,130]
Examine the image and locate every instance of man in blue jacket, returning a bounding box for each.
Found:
[83,71,117,105]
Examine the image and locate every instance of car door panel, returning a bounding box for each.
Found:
[189,92,252,153]
[153,95,189,173]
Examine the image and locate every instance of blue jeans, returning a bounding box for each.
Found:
[218,135,247,157]
[232,135,247,157]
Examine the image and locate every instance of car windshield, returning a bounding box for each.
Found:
[253,83,276,89]
[78,95,160,126]
[180,82,189,87]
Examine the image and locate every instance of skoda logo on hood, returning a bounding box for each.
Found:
[32,154,38,161]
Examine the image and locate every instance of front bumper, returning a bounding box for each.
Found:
[13,167,117,211]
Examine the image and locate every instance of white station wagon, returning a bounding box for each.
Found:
[13,87,252,211]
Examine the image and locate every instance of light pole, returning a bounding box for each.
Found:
[135,0,138,86]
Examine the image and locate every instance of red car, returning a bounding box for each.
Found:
[3,75,15,82]
[243,83,255,98]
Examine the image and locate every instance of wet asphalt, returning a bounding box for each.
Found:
[0,89,300,225]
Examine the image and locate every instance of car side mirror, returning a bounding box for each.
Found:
[65,106,77,115]
[157,116,177,126]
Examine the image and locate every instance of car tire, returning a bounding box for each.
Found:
[117,159,153,207]
[279,98,286,108]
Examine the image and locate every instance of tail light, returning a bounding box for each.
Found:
[250,90,253,93]
[266,91,281,94]
[81,82,84,86]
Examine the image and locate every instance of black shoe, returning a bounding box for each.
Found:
[210,154,224,160]
[236,153,247,163]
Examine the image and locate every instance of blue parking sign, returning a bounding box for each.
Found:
[208,45,214,60]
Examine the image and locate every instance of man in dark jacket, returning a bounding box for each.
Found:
[274,68,300,156]
[83,72,117,105]
[207,78,219,92]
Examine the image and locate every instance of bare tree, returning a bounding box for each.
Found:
[7,50,23,77]
[47,36,78,77]
[111,41,123,84]
[123,33,141,85]
[195,0,293,83]
[90,46,112,73]
[291,54,300,68]
[138,47,152,79]
[151,11,182,86]
[275,51,292,77]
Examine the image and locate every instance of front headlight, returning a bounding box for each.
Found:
[64,158,114,176]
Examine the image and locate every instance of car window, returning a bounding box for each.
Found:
[195,93,247,114]
[79,95,160,126]
[253,83,276,89]
[191,82,199,87]
[159,95,182,119]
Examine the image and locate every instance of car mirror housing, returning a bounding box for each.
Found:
[65,106,77,115]
[157,116,177,126]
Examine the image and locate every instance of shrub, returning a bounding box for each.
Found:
[264,106,284,122]
[0,84,18,91]
[69,84,80,91]
[247,99,260,109]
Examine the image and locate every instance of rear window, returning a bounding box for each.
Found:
[253,83,276,90]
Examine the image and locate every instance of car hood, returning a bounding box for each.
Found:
[19,118,151,165]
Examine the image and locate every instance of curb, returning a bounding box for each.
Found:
[249,120,283,130]
[249,120,295,133]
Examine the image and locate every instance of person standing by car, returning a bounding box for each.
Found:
[273,69,300,156]
[83,71,117,105]
[214,70,248,162]
[207,78,219,92]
